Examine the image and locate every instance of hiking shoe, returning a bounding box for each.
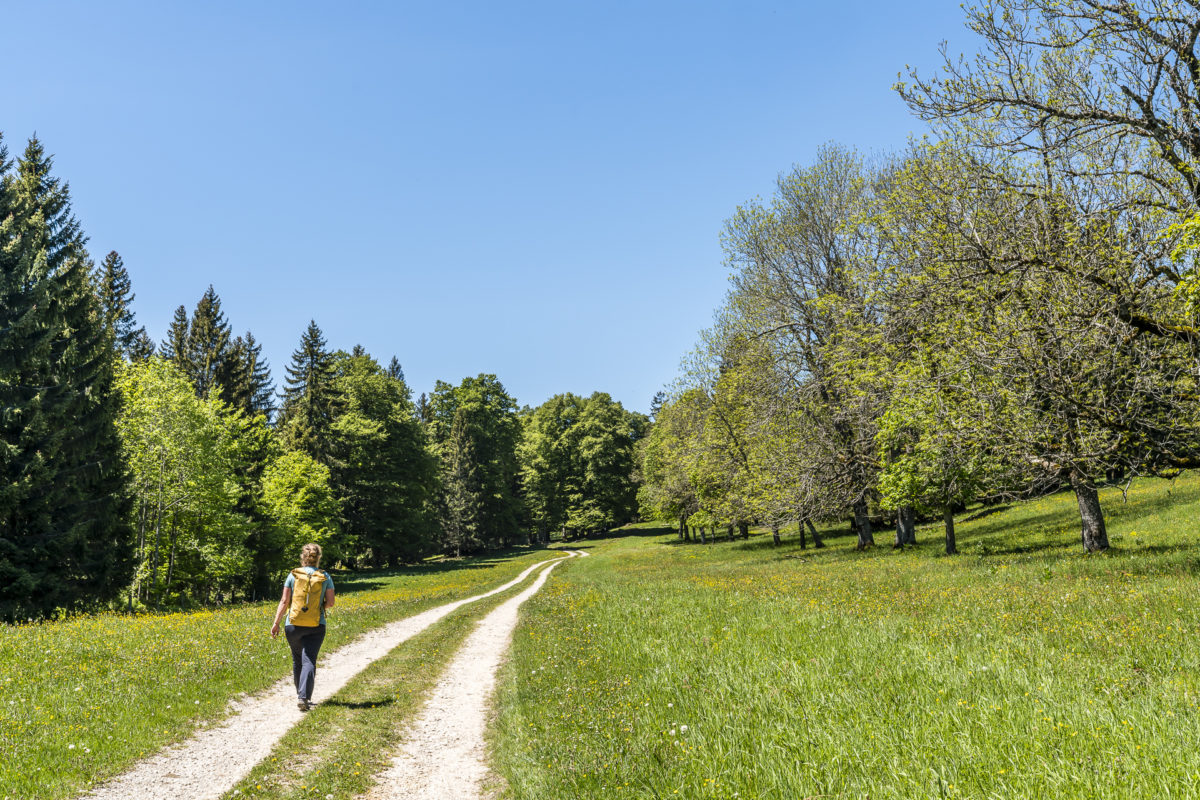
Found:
[297,699,309,712]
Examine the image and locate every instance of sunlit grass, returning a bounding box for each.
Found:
[0,547,553,800]
[493,475,1200,799]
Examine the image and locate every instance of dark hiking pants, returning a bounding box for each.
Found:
[284,623,326,702]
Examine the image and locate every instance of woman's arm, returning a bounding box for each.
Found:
[324,587,335,611]
[271,586,292,638]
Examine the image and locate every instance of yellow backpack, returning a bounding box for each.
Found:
[289,568,328,627]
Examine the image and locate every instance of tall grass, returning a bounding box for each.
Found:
[492,475,1200,799]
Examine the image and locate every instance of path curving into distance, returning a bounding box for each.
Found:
[364,553,580,800]
[84,555,575,800]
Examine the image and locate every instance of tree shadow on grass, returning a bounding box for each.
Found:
[962,505,1011,522]
[588,526,678,540]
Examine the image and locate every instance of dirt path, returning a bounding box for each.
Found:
[84,556,571,800]
[364,553,576,800]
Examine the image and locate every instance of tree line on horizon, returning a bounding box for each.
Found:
[637,0,1200,555]
[0,133,647,621]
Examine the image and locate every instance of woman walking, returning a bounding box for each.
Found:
[271,543,336,711]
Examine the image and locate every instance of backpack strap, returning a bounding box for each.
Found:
[310,570,327,606]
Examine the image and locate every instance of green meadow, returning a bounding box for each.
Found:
[492,474,1200,799]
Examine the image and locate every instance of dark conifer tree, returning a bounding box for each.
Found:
[215,330,274,418]
[96,250,151,360]
[441,406,483,557]
[128,328,155,362]
[217,335,252,413]
[242,331,275,418]
[387,356,405,382]
[0,136,132,619]
[160,304,189,371]
[0,134,50,618]
[278,320,338,465]
[186,285,231,399]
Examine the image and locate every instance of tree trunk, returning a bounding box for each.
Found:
[1070,469,1110,552]
[739,522,749,539]
[194,511,205,603]
[136,499,147,563]
[943,506,957,555]
[151,457,165,601]
[853,499,874,549]
[894,505,916,547]
[771,525,781,546]
[165,509,179,602]
[679,515,686,540]
[807,519,824,548]
[797,519,807,549]
[727,524,734,541]
[699,527,706,544]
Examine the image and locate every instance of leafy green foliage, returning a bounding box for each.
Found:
[115,357,251,604]
[521,392,647,539]
[260,450,339,565]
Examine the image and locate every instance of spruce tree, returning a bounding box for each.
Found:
[243,331,275,418]
[387,356,405,382]
[186,285,231,399]
[217,335,252,413]
[96,250,151,359]
[160,304,189,371]
[441,406,483,557]
[215,330,273,418]
[278,320,338,465]
[0,136,132,619]
[128,328,155,361]
[0,133,52,616]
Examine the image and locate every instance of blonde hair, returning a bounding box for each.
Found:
[300,543,322,568]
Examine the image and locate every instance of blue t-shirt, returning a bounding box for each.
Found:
[284,566,335,625]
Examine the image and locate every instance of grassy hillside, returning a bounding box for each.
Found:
[492,474,1200,799]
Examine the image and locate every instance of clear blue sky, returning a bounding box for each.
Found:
[5,1,972,413]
